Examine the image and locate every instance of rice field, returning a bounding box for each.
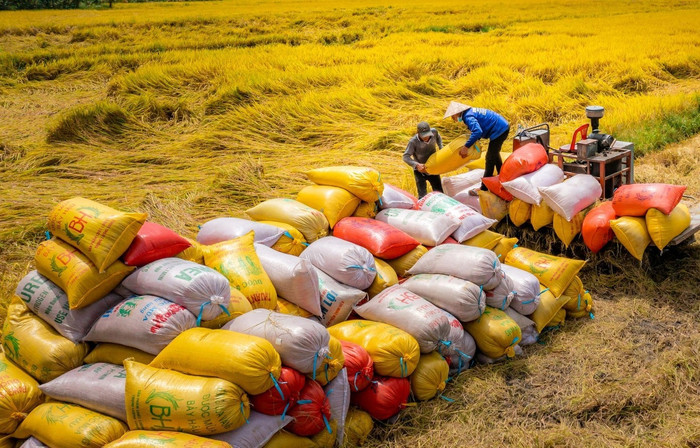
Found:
[1,0,699,446]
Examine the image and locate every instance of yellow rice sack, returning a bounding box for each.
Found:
[553,210,585,248]
[297,185,361,228]
[352,201,378,219]
[312,336,345,387]
[462,230,503,250]
[465,152,511,171]
[264,431,316,448]
[125,360,249,435]
[105,430,232,447]
[646,203,691,250]
[11,402,128,447]
[200,289,252,329]
[0,353,44,434]
[545,308,566,329]
[478,190,508,221]
[150,328,281,396]
[385,245,427,277]
[246,198,329,243]
[306,166,384,204]
[47,197,147,273]
[610,217,650,261]
[328,320,420,378]
[204,231,276,310]
[409,351,449,401]
[2,297,88,383]
[84,343,155,366]
[344,408,373,446]
[367,258,398,298]
[530,286,571,333]
[530,202,554,231]
[561,276,593,316]
[424,135,480,175]
[276,297,313,318]
[176,238,205,264]
[35,239,134,310]
[505,247,585,298]
[311,419,337,448]
[463,307,521,359]
[567,294,594,319]
[259,221,307,256]
[492,236,518,262]
[508,199,531,227]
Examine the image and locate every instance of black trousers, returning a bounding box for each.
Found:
[481,127,510,190]
[414,170,442,199]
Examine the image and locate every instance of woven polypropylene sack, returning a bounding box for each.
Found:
[16,437,46,447]
[385,245,427,277]
[204,231,277,310]
[553,209,586,247]
[122,258,231,322]
[125,360,249,435]
[476,345,524,364]
[505,247,585,298]
[504,308,538,346]
[530,286,570,333]
[501,164,565,205]
[200,289,253,329]
[47,197,146,273]
[324,368,351,446]
[175,238,205,264]
[310,336,345,387]
[311,419,337,448]
[340,340,374,393]
[224,309,329,376]
[562,277,594,315]
[286,380,331,437]
[15,270,121,343]
[297,185,361,228]
[259,221,307,256]
[122,221,191,267]
[333,217,420,260]
[418,192,497,242]
[10,402,127,448]
[0,353,43,434]
[610,216,651,261]
[612,183,686,216]
[424,135,480,175]
[250,367,305,416]
[463,307,521,359]
[39,363,126,421]
[149,328,281,395]
[409,351,449,401]
[35,239,134,310]
[646,203,691,250]
[328,320,419,378]
[209,412,292,448]
[84,295,196,355]
[350,376,411,420]
[196,217,284,247]
[354,286,452,353]
[401,273,484,322]
[2,297,88,383]
[407,244,502,289]
[508,199,531,227]
[484,272,515,310]
[84,343,155,366]
[501,264,540,315]
[498,143,548,182]
[352,201,378,219]
[246,199,329,243]
[582,201,617,253]
[481,176,514,201]
[545,308,567,328]
[275,297,314,318]
[379,184,418,210]
[567,293,594,319]
[375,209,461,247]
[454,184,483,213]
[539,174,602,221]
[441,311,476,374]
[316,268,367,327]
[344,408,373,446]
[462,230,503,250]
[530,202,555,231]
[300,237,376,290]
[367,258,398,299]
[441,169,485,197]
[492,236,518,263]
[477,190,508,221]
[306,166,384,204]
[105,431,232,448]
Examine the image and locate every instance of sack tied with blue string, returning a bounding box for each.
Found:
[300,236,377,290]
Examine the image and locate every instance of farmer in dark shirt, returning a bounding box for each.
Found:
[402,121,444,199]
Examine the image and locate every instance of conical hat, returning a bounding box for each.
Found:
[443,101,470,119]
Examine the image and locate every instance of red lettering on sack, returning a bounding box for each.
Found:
[68,210,92,234]
[150,303,186,333]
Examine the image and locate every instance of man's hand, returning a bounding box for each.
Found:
[416,163,427,173]
[459,146,471,159]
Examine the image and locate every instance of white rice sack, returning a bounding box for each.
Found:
[484,272,515,310]
[254,244,321,316]
[501,164,565,205]
[375,209,461,247]
[379,184,417,210]
[354,285,451,353]
[121,258,230,322]
[476,345,523,364]
[38,363,126,421]
[224,309,330,375]
[210,412,292,448]
[504,308,538,346]
[453,184,482,213]
[441,169,485,197]
[501,264,541,315]
[538,174,602,221]
[15,270,122,343]
[401,274,484,322]
[418,192,496,242]
[112,284,134,298]
[84,295,197,355]
[197,217,284,246]
[300,236,376,290]
[19,438,47,448]
[407,244,502,289]
[324,368,350,446]
[441,311,476,375]
[316,268,367,327]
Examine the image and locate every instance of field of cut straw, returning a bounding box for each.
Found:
[1,0,699,446]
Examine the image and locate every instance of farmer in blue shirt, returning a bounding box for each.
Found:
[443,101,510,194]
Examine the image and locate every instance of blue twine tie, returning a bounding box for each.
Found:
[323,414,332,434]
[281,401,291,421]
[240,402,249,424]
[270,373,284,401]
[353,371,362,391]
[44,231,51,240]
[297,400,312,405]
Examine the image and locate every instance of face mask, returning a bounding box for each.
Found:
[457,116,463,123]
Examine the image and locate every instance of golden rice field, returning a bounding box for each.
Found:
[1,0,699,446]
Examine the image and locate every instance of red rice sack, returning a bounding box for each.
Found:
[333,218,420,260]
[612,183,686,216]
[498,143,548,182]
[582,201,617,253]
[350,376,411,421]
[122,222,191,266]
[286,380,332,437]
[482,176,514,201]
[340,340,374,393]
[250,367,306,416]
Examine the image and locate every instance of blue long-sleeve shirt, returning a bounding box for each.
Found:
[461,108,509,148]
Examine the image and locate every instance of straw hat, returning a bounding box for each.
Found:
[443,101,470,119]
